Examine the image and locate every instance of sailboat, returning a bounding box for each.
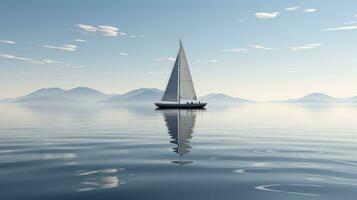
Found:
[155,41,207,109]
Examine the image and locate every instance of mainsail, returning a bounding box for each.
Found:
[161,41,197,102]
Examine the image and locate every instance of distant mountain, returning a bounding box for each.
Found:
[284,93,337,103]
[0,88,66,103]
[202,93,254,104]
[55,87,108,102]
[1,87,108,104]
[276,92,357,104]
[342,96,357,103]
[21,88,66,99]
[104,88,163,104]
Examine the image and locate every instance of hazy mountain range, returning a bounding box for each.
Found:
[1,88,357,105]
[272,92,357,104]
[0,87,253,105]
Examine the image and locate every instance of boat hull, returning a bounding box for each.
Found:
[155,102,207,109]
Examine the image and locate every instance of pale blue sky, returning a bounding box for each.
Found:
[0,0,357,100]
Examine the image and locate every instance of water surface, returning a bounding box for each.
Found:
[1,104,357,200]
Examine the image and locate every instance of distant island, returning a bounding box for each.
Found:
[1,88,357,105]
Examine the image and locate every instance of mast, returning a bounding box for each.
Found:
[178,40,181,104]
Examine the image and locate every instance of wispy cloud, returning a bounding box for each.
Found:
[206,59,218,63]
[127,35,144,38]
[324,25,357,31]
[148,71,166,75]
[98,25,124,37]
[75,24,125,37]
[254,12,280,19]
[252,45,279,51]
[287,70,303,73]
[42,44,77,52]
[290,43,322,51]
[76,24,97,32]
[0,54,31,61]
[220,48,247,53]
[0,53,86,69]
[155,57,176,61]
[73,39,86,42]
[303,8,317,13]
[41,59,62,64]
[285,6,300,12]
[119,52,128,56]
[343,21,357,25]
[69,65,87,69]
[0,40,16,44]
[0,53,61,65]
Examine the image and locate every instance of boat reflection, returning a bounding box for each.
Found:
[160,109,199,166]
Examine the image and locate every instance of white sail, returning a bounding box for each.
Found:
[161,54,179,102]
[161,40,197,102]
[178,41,197,100]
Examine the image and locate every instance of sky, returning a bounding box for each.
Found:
[0,0,357,101]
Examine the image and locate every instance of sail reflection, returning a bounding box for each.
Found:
[160,109,198,166]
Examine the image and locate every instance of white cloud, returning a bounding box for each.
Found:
[238,19,245,23]
[0,53,62,65]
[343,21,357,25]
[0,54,31,61]
[119,52,128,56]
[324,25,357,31]
[0,53,85,69]
[75,24,126,37]
[42,44,77,52]
[287,70,303,73]
[41,59,61,64]
[128,35,144,38]
[98,25,120,37]
[206,59,218,63]
[290,43,322,51]
[0,40,16,44]
[148,71,166,75]
[303,8,317,13]
[254,12,280,19]
[155,57,176,61]
[195,59,218,64]
[286,6,300,12]
[220,48,247,53]
[62,63,87,69]
[252,45,279,51]
[75,24,98,32]
[74,39,86,42]
[70,65,87,69]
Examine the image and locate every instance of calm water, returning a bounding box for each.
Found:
[1,104,357,200]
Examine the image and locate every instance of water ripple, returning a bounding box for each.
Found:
[255,183,324,197]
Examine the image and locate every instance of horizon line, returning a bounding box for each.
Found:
[2,86,357,102]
